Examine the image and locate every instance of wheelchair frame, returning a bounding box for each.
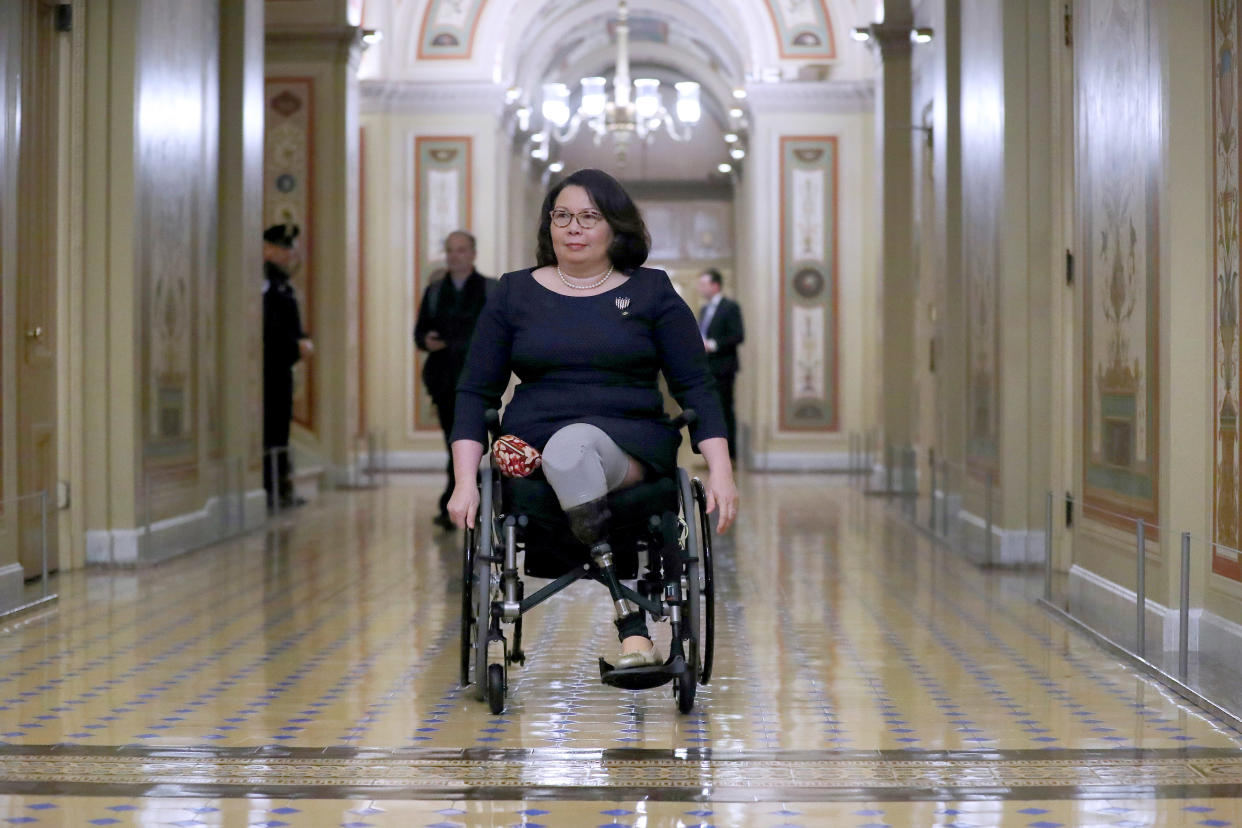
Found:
[459,429,715,715]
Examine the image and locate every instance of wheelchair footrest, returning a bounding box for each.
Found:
[598,655,685,690]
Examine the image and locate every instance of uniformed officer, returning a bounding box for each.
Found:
[263,222,313,510]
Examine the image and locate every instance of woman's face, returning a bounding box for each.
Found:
[550,185,614,275]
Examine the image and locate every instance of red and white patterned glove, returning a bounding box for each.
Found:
[492,434,541,478]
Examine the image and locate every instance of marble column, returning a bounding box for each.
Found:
[874,1,918,473]
[219,0,268,528]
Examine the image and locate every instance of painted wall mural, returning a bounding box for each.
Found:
[1213,0,1242,579]
[960,0,1003,477]
[418,0,489,60]
[779,137,838,432]
[264,77,315,432]
[136,0,220,471]
[413,137,471,432]
[1077,0,1161,526]
[762,0,836,60]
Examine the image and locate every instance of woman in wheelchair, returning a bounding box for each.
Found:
[446,168,738,672]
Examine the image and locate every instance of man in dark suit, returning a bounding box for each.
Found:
[696,268,745,460]
[414,230,496,529]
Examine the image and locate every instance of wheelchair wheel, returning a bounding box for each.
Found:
[691,477,715,684]
[675,663,696,714]
[487,663,506,715]
[676,469,708,709]
[459,525,475,689]
[470,467,496,702]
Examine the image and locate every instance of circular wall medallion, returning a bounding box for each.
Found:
[793,268,826,299]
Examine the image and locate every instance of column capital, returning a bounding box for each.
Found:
[266,24,364,66]
[870,21,914,59]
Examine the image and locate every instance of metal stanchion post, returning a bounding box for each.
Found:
[929,448,937,532]
[885,443,893,493]
[1179,531,1191,679]
[1044,491,1054,602]
[143,469,153,561]
[217,458,228,540]
[941,462,950,538]
[40,490,49,598]
[1136,519,1146,657]
[235,456,244,531]
[984,470,994,565]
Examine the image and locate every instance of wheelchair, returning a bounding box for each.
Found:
[460,410,715,715]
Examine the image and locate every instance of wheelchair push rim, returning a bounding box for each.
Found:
[469,466,496,702]
[459,524,475,689]
[677,469,713,692]
[691,477,715,685]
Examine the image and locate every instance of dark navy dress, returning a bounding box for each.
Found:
[451,266,727,476]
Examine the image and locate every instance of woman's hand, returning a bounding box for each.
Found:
[447,439,486,529]
[447,483,480,530]
[704,470,739,534]
[698,437,738,534]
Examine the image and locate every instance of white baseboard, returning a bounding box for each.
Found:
[0,563,25,613]
[378,451,453,471]
[86,490,267,566]
[1067,563,1205,653]
[1199,607,1242,667]
[955,507,1045,566]
[750,451,850,471]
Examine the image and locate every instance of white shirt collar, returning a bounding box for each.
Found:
[706,293,723,309]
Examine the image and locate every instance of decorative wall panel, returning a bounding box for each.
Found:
[779,137,838,432]
[417,0,488,60]
[135,0,220,472]
[762,0,836,60]
[1077,0,1161,527]
[264,78,315,432]
[960,0,1002,477]
[637,200,733,264]
[1213,0,1242,579]
[413,137,471,432]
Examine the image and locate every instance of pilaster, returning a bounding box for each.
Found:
[874,2,918,455]
[266,22,364,476]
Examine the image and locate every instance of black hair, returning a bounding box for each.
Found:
[702,268,723,287]
[535,168,650,271]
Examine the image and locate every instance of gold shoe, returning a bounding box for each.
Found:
[616,644,662,669]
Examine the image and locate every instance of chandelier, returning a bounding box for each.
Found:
[534,0,701,161]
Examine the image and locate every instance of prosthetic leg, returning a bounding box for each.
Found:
[565,499,653,655]
[566,499,684,689]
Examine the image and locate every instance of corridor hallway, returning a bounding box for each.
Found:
[0,477,1239,825]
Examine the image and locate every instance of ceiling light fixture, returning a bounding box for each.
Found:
[534,0,701,164]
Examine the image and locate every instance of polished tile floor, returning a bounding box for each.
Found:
[0,474,1240,826]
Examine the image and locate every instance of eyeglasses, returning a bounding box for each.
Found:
[549,208,604,229]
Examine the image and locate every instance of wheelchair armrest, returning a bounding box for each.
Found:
[671,409,697,432]
[484,409,503,441]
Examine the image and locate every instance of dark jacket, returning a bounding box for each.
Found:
[702,295,744,376]
[263,262,307,378]
[414,269,495,400]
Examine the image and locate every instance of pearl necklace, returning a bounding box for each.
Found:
[557,264,614,290]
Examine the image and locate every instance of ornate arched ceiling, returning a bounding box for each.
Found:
[391,0,851,80]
